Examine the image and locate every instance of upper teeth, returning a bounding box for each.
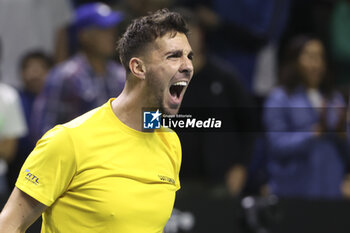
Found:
[173,81,187,86]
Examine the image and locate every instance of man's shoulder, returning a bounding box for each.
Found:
[157,127,177,136]
[156,128,182,169]
[156,128,181,150]
[62,105,104,130]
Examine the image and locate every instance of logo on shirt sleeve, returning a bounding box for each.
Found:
[24,169,39,185]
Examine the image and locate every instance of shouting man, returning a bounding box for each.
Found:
[0,8,193,233]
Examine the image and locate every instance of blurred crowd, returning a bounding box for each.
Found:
[1,0,350,203]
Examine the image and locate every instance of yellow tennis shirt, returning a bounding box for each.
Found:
[16,99,181,233]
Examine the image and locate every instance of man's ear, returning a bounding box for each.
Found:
[129,57,146,80]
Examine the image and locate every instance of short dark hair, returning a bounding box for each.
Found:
[117,8,189,72]
[20,51,53,71]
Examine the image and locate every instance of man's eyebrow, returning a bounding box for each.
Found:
[164,50,183,56]
[164,50,194,58]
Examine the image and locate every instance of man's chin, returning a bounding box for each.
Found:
[161,105,180,115]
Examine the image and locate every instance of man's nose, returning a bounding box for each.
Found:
[179,57,193,75]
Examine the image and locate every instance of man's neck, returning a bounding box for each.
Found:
[111,85,147,132]
[83,52,107,76]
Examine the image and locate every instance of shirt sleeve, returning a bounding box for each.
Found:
[15,125,76,206]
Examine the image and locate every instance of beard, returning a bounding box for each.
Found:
[144,69,179,115]
[144,71,164,110]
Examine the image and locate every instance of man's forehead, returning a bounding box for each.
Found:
[152,32,191,52]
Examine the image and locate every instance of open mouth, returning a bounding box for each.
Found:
[169,81,187,99]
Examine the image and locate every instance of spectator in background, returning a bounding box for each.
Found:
[0,39,27,197]
[0,84,28,197]
[7,51,53,189]
[32,3,126,140]
[263,36,349,199]
[177,9,255,197]
[0,0,72,88]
